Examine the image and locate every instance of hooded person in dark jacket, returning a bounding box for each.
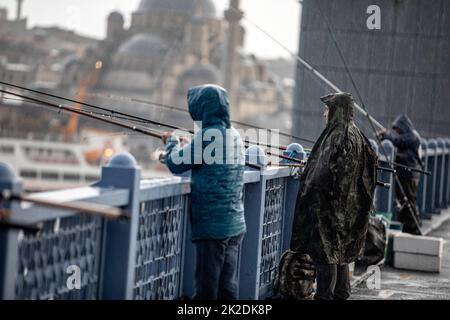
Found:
[162,84,246,300]
[378,114,422,235]
[290,92,377,300]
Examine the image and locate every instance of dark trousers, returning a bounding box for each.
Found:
[193,233,244,300]
[315,264,351,300]
[395,176,421,235]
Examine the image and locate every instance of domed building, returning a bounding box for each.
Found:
[58,0,284,164]
[95,0,224,102]
[101,33,169,92]
[131,0,218,35]
[176,63,222,104]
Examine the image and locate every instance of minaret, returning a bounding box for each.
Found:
[106,11,125,42]
[16,0,23,21]
[224,0,243,119]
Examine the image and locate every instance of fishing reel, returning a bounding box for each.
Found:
[279,143,307,179]
[280,143,307,164]
[151,147,167,163]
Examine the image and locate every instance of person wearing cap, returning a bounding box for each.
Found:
[162,84,246,300]
[290,92,377,300]
[378,115,422,235]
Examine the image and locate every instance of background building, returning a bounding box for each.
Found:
[1,0,294,162]
[293,0,450,141]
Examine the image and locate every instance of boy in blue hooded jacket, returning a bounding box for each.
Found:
[162,84,246,300]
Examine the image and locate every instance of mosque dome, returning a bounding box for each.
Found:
[178,63,222,95]
[136,0,217,18]
[181,63,222,83]
[117,33,168,57]
[102,33,169,91]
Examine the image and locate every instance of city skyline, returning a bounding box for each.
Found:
[0,0,301,59]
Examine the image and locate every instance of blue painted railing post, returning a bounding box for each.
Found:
[435,138,445,210]
[446,139,450,206]
[239,171,264,300]
[94,153,141,299]
[369,140,380,210]
[440,138,449,206]
[425,139,438,214]
[281,176,300,252]
[377,140,395,217]
[417,139,430,219]
[0,162,23,299]
[181,213,195,299]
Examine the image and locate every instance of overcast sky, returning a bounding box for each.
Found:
[0,0,301,59]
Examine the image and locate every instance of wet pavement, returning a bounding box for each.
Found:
[352,213,450,300]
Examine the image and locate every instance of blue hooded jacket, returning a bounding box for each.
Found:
[165,84,246,240]
[382,114,421,180]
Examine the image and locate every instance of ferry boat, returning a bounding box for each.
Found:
[0,132,171,191]
[0,133,118,191]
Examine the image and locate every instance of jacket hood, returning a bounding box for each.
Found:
[392,114,414,133]
[187,84,231,128]
[320,92,354,127]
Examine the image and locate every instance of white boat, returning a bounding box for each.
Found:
[0,133,172,191]
[0,136,108,191]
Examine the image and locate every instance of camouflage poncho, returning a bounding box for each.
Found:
[290,93,377,264]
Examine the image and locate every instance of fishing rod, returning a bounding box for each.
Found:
[314,0,423,234]
[232,1,429,171]
[79,92,316,146]
[0,81,310,152]
[226,4,430,179]
[388,161,430,176]
[0,88,164,139]
[1,95,174,129]
[1,88,307,165]
[2,84,427,174]
[0,100,418,179]
[67,97,428,174]
[228,4,384,131]
[0,81,190,133]
[0,81,314,146]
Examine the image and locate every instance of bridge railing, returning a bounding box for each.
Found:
[1,137,450,300]
[0,154,299,300]
[0,163,130,299]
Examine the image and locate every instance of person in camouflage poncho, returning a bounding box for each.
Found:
[290,92,377,300]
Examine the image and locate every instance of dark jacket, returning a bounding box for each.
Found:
[165,84,246,241]
[290,92,378,264]
[382,114,421,181]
